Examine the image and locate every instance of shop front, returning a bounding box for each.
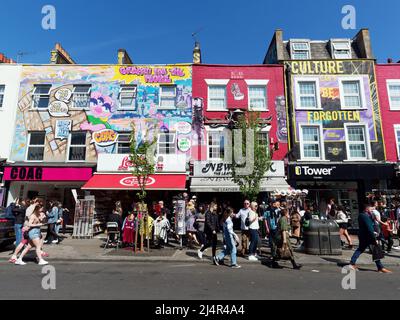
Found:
[287,163,395,224]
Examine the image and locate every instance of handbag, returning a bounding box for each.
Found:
[371,243,385,261]
[277,243,292,260]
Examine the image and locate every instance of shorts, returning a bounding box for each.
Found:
[339,223,348,230]
[28,228,41,240]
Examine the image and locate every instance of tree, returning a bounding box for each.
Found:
[231,111,273,202]
[129,121,157,207]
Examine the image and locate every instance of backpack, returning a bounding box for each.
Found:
[5,203,15,220]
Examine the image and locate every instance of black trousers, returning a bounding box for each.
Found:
[46,223,59,242]
[200,233,217,257]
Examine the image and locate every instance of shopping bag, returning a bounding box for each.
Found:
[371,244,385,261]
[277,243,292,260]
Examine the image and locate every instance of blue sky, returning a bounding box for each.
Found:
[1,0,400,64]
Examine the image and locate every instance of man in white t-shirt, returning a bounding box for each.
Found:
[248,202,260,261]
[371,201,384,236]
[235,200,250,257]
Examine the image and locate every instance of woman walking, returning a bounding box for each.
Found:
[186,201,199,247]
[198,202,219,261]
[214,208,241,269]
[291,209,302,246]
[195,204,207,258]
[273,209,302,270]
[248,202,261,261]
[335,205,353,249]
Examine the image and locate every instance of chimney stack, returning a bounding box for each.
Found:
[50,43,75,64]
[193,41,202,64]
[118,49,133,65]
[353,29,374,59]
[388,58,393,64]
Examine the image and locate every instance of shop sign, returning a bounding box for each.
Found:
[174,121,192,134]
[91,129,118,147]
[294,165,337,178]
[177,137,191,152]
[49,101,69,117]
[3,167,92,181]
[193,161,285,177]
[119,176,156,187]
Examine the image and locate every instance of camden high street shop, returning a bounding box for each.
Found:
[288,163,395,221]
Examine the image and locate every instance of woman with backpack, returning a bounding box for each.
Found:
[335,205,353,249]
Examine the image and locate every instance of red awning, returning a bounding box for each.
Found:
[82,174,187,190]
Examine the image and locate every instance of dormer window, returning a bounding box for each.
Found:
[331,39,351,59]
[290,40,310,60]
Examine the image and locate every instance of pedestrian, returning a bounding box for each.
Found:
[349,204,392,273]
[325,198,337,220]
[380,217,393,253]
[235,199,251,257]
[214,208,241,269]
[25,198,40,220]
[108,202,123,246]
[15,206,48,266]
[273,209,302,270]
[12,199,26,248]
[56,202,64,235]
[186,200,199,247]
[158,200,171,221]
[122,211,136,248]
[248,202,261,261]
[371,201,385,242]
[264,200,281,261]
[195,204,207,258]
[290,209,302,246]
[62,207,70,235]
[45,201,60,244]
[198,202,219,261]
[335,205,353,249]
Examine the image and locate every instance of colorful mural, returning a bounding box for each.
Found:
[11,65,192,162]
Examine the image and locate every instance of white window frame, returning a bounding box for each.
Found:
[72,84,91,110]
[339,76,366,110]
[299,124,325,161]
[31,84,51,109]
[25,131,46,162]
[294,77,322,110]
[118,84,137,110]
[386,80,400,111]
[344,123,371,161]
[0,85,5,109]
[206,127,226,161]
[157,132,176,155]
[205,79,229,111]
[245,79,269,111]
[67,131,87,162]
[116,133,131,154]
[394,125,400,160]
[330,39,352,59]
[257,126,271,156]
[290,40,311,60]
[158,85,176,110]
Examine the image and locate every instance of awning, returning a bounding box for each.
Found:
[190,177,290,193]
[82,174,187,191]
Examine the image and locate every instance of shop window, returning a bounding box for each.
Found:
[117,133,131,154]
[68,132,87,161]
[119,84,137,110]
[73,85,91,109]
[207,129,225,161]
[331,40,351,59]
[339,79,364,109]
[257,131,270,155]
[159,85,176,109]
[32,84,51,109]
[290,41,311,60]
[157,133,176,155]
[345,124,369,160]
[300,125,323,160]
[387,80,400,110]
[27,132,46,161]
[295,79,321,109]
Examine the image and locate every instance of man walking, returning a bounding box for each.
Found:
[349,204,392,273]
[235,200,251,257]
[264,200,281,265]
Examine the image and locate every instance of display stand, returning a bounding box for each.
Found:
[174,200,186,250]
[72,196,95,239]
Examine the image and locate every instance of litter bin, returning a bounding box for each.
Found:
[303,219,342,255]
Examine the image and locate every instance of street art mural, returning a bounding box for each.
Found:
[286,60,384,161]
[11,65,192,162]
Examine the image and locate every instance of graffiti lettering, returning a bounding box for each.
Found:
[290,61,344,75]
[321,87,339,100]
[307,111,360,122]
[144,75,172,83]
[119,66,152,75]
[92,129,118,147]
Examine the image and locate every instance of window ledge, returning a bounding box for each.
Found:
[158,107,176,110]
[250,108,269,112]
[296,107,323,111]
[206,108,229,112]
[343,159,377,162]
[297,159,330,162]
[340,107,368,111]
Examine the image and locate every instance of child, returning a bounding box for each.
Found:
[381,217,394,253]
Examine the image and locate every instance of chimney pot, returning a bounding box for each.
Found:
[388,58,393,63]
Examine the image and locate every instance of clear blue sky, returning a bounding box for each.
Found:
[2,0,400,64]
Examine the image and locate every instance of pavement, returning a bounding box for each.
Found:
[1,233,400,267]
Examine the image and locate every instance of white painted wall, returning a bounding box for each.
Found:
[0,65,22,160]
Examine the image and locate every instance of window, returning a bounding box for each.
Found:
[339,79,364,109]
[159,86,176,109]
[296,79,320,109]
[331,40,351,59]
[73,85,91,109]
[32,85,51,108]
[300,125,323,160]
[158,133,176,155]
[116,133,131,154]
[387,80,400,110]
[0,85,4,108]
[249,86,267,110]
[257,131,270,155]
[119,85,137,110]
[68,132,87,161]
[208,130,225,160]
[208,85,227,110]
[345,125,369,160]
[27,132,45,161]
[290,41,310,60]
[394,126,400,159]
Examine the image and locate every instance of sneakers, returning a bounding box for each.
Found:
[197,249,203,260]
[15,259,26,266]
[213,256,220,266]
[248,255,258,261]
[231,264,242,269]
[38,259,48,265]
[52,239,59,244]
[378,268,392,274]
[293,264,302,270]
[348,264,359,271]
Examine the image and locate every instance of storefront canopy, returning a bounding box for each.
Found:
[190,177,290,193]
[82,174,187,191]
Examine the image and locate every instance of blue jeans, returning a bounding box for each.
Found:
[249,229,259,255]
[14,224,23,247]
[217,234,237,266]
[350,242,384,270]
